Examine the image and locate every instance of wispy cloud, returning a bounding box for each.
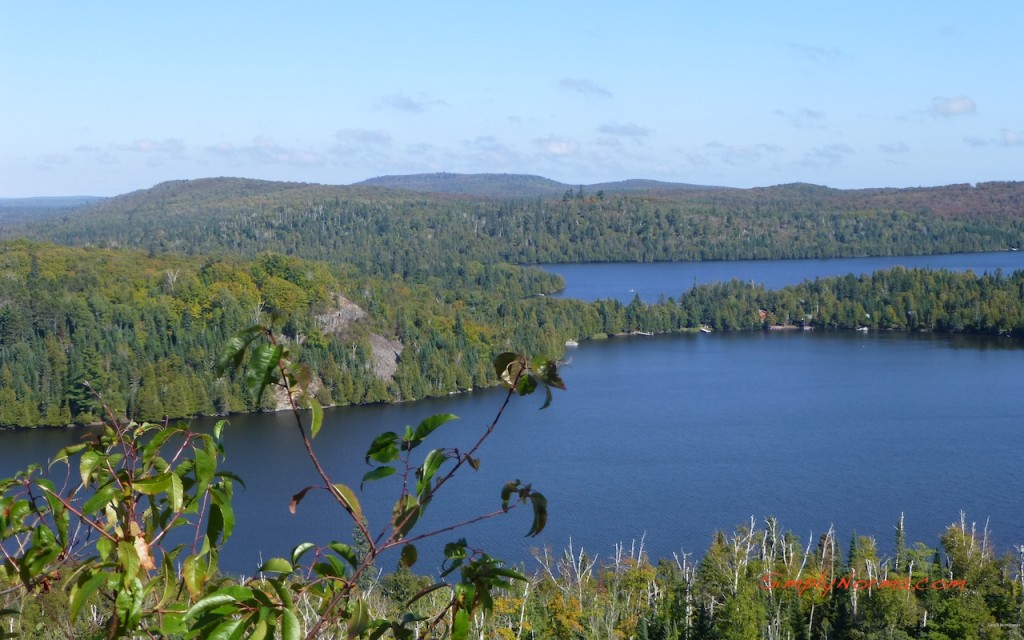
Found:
[597,122,651,137]
[965,129,1024,147]
[378,93,442,113]
[788,43,842,61]
[114,138,186,155]
[930,96,976,117]
[335,128,392,146]
[558,77,612,98]
[206,137,323,166]
[706,141,782,165]
[879,141,909,154]
[800,143,854,168]
[463,135,522,167]
[774,107,826,128]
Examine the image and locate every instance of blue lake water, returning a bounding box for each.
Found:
[2,252,1023,575]
[542,250,1024,303]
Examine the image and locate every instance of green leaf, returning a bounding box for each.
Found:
[416,449,449,499]
[281,608,301,640]
[516,373,537,396]
[117,539,141,582]
[70,572,109,621]
[50,443,87,467]
[361,466,395,488]
[500,480,520,512]
[248,619,269,640]
[78,450,102,486]
[309,396,324,439]
[206,618,245,640]
[212,419,228,442]
[526,492,548,537]
[452,609,470,640]
[184,592,239,622]
[289,362,313,393]
[82,481,122,514]
[365,431,400,464]
[400,544,417,569]
[347,600,370,639]
[333,483,363,521]
[215,326,263,376]
[328,542,359,570]
[141,427,178,466]
[183,554,206,600]
[133,472,173,495]
[291,542,316,566]
[244,343,283,403]
[410,413,458,445]
[258,557,293,574]
[392,495,420,540]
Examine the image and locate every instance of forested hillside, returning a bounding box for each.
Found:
[7,178,1024,278]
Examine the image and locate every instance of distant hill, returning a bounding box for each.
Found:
[0,195,106,224]
[8,175,1024,273]
[352,173,723,198]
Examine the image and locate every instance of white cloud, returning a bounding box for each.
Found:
[558,77,612,98]
[1001,129,1023,147]
[535,135,580,156]
[930,96,976,117]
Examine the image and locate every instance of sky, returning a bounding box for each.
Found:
[2,1,1022,197]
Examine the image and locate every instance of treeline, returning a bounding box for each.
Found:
[8,179,1024,279]
[452,515,1022,639]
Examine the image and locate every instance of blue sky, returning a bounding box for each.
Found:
[2,2,1022,196]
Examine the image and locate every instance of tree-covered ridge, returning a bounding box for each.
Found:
[0,241,575,427]
[8,179,1024,279]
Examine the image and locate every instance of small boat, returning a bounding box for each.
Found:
[856,326,869,332]
[564,339,579,347]
[634,331,653,336]
[700,325,713,333]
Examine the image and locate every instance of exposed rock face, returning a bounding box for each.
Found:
[315,295,366,335]
[368,333,403,381]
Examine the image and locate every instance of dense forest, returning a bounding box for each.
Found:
[6,178,1024,280]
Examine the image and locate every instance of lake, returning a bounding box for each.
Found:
[542,250,1024,302]
[2,251,1023,575]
